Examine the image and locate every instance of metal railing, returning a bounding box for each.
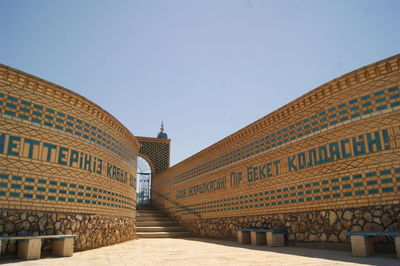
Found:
[137,173,151,206]
[153,191,201,218]
[136,188,152,206]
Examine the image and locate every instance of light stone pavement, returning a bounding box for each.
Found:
[1,237,399,266]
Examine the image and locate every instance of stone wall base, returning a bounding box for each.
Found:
[156,202,400,253]
[0,210,136,254]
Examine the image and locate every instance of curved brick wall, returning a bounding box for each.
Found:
[0,64,139,250]
[153,54,400,250]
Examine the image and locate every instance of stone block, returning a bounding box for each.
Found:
[237,231,251,244]
[251,231,266,246]
[266,232,285,247]
[395,236,400,258]
[53,238,74,257]
[350,235,374,257]
[0,240,7,256]
[17,239,42,260]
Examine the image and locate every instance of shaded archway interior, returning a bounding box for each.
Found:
[136,156,152,206]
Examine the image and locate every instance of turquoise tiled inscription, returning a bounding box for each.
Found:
[173,86,400,184]
[0,93,136,164]
[174,167,399,215]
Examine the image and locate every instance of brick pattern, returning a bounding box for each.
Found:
[0,65,138,217]
[0,87,136,165]
[153,54,400,221]
[137,137,170,175]
[173,86,399,185]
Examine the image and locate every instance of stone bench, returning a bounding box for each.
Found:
[0,235,77,260]
[237,229,285,247]
[346,231,400,258]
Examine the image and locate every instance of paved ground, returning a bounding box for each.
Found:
[1,237,399,266]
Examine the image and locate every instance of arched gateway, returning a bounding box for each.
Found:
[136,123,171,205]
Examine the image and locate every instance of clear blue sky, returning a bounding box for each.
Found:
[0,0,399,166]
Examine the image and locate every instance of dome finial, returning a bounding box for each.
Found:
[157,121,168,139]
[160,121,164,132]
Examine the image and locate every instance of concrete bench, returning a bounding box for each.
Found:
[346,231,400,258]
[0,235,77,260]
[237,229,285,247]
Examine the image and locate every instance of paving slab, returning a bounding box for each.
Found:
[1,237,399,266]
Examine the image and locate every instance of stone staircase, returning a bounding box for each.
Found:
[136,207,192,238]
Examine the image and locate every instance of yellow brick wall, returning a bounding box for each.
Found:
[153,54,400,221]
[0,64,139,217]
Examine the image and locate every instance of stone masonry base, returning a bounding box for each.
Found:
[157,203,400,253]
[0,209,136,254]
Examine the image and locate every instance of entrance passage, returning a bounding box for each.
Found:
[136,156,152,206]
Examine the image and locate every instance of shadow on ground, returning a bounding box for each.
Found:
[0,237,399,266]
[179,237,399,266]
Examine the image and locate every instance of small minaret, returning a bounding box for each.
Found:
[157,121,168,139]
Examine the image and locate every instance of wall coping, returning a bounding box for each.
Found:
[136,136,171,144]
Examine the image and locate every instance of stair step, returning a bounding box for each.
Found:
[136,226,185,232]
[137,212,168,217]
[136,232,192,238]
[136,221,179,226]
[136,206,158,210]
[136,216,172,221]
[137,209,164,212]
[135,207,191,238]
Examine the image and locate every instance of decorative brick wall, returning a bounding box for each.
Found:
[153,54,400,248]
[0,64,139,251]
[136,136,170,175]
